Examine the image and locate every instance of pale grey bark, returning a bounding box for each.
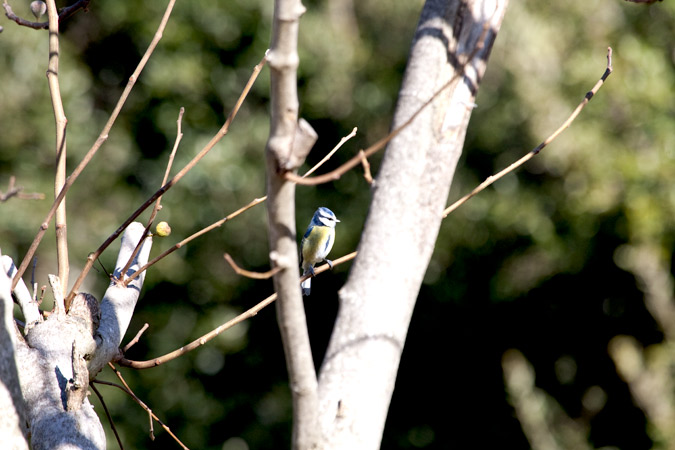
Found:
[0,251,29,450]
[265,1,320,448]
[0,222,151,449]
[315,0,508,448]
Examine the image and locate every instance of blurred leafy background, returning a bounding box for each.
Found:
[1,0,674,448]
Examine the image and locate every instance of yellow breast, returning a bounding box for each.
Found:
[302,226,335,265]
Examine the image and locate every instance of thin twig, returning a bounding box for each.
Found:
[442,47,614,218]
[119,107,185,280]
[123,323,150,352]
[46,0,70,297]
[119,292,277,369]
[90,383,124,450]
[12,0,178,299]
[119,251,357,369]
[123,122,358,284]
[0,176,44,202]
[65,51,268,303]
[149,411,155,441]
[98,364,190,450]
[284,18,493,187]
[123,196,268,286]
[31,258,38,302]
[119,48,614,373]
[302,127,357,177]
[358,150,373,184]
[2,0,90,29]
[224,253,282,279]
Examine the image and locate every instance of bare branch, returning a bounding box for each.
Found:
[119,107,185,281]
[302,127,357,177]
[12,0,179,298]
[90,383,124,450]
[318,1,509,446]
[86,222,153,375]
[358,150,373,184]
[119,251,356,370]
[45,0,70,297]
[95,367,189,450]
[265,0,321,446]
[224,253,282,280]
[66,51,268,303]
[123,195,268,286]
[119,291,277,369]
[46,274,65,316]
[0,249,29,450]
[122,323,150,353]
[442,47,613,218]
[0,176,44,202]
[2,0,90,30]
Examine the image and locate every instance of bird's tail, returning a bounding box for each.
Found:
[301,267,311,296]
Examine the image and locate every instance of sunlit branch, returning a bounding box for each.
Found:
[46,0,69,297]
[358,150,373,184]
[122,323,150,353]
[118,251,357,369]
[66,52,268,302]
[224,253,282,280]
[284,19,494,187]
[12,0,178,298]
[302,127,357,177]
[442,47,613,218]
[119,107,185,280]
[122,196,268,286]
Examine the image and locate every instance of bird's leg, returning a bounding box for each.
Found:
[325,259,334,270]
[308,265,316,277]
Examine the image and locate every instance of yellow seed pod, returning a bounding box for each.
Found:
[155,221,172,237]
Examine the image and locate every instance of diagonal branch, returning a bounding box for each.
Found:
[66,51,268,304]
[119,107,185,281]
[118,251,358,370]
[443,47,613,217]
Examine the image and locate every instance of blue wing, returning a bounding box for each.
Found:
[303,225,313,240]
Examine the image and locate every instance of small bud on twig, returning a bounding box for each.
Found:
[30,1,47,19]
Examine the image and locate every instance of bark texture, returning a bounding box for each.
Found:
[316,1,508,448]
[0,223,152,449]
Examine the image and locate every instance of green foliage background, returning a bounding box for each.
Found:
[1,0,674,448]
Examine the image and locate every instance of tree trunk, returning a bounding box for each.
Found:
[0,223,152,449]
[316,0,508,447]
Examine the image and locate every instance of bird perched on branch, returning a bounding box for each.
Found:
[300,207,339,296]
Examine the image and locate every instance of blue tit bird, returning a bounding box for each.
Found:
[300,207,339,296]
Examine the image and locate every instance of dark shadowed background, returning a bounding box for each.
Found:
[1,0,674,448]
